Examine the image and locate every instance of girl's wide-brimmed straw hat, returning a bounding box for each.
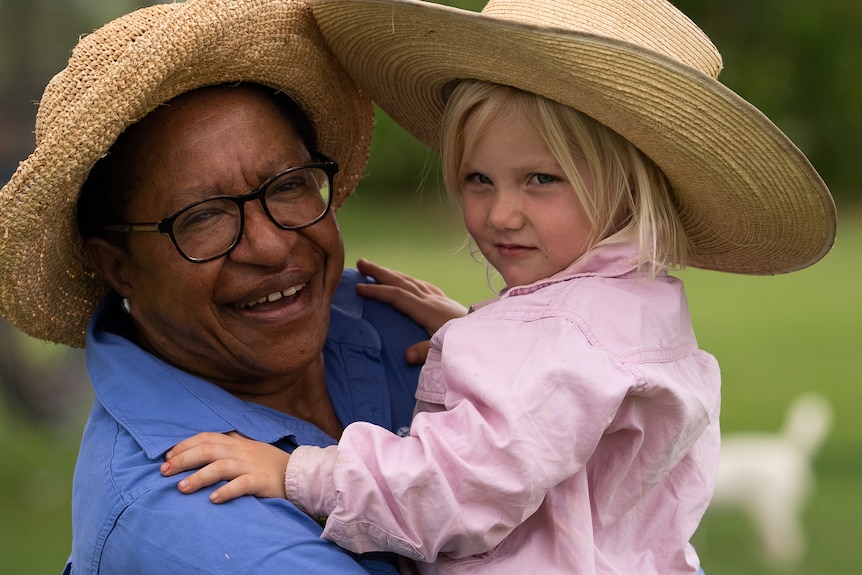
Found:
[0,0,373,347]
[312,0,837,274]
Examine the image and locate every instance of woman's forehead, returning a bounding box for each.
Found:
[125,88,312,209]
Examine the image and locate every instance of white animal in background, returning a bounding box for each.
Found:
[709,392,832,565]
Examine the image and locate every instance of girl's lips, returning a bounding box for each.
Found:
[235,283,306,309]
[495,243,534,257]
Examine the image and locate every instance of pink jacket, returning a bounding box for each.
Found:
[287,242,721,574]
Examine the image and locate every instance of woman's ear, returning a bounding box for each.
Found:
[85,238,135,299]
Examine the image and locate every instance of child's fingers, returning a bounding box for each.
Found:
[175,458,238,493]
[165,431,237,460]
[162,445,220,476]
[162,432,249,476]
[357,279,467,336]
[209,475,258,504]
[357,258,440,295]
[164,432,290,502]
[356,281,418,306]
[175,469,209,494]
[356,258,400,285]
[405,340,432,365]
[357,282,437,330]
[174,466,258,503]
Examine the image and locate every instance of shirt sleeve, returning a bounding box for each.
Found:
[97,475,399,575]
[307,315,639,561]
[286,444,339,517]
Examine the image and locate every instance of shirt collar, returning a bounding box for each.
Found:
[471,241,646,312]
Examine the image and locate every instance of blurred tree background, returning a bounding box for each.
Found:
[0,1,859,574]
[0,0,157,177]
[2,0,859,205]
[361,0,861,210]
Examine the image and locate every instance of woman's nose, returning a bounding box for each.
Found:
[230,200,294,265]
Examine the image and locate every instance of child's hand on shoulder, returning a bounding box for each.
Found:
[356,258,468,364]
[161,431,290,503]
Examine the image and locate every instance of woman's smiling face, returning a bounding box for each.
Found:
[106,85,344,391]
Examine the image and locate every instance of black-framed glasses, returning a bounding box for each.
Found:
[103,159,338,263]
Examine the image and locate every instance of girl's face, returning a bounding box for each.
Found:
[459,112,594,288]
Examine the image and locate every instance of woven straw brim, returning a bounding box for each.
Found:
[312,0,836,276]
[0,0,373,347]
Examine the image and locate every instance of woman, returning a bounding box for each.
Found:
[0,0,462,573]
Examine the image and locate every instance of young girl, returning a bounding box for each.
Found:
[162,1,835,573]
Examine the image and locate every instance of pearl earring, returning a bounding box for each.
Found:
[121,297,131,315]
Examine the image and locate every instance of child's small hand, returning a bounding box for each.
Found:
[355,258,468,364]
[161,431,290,504]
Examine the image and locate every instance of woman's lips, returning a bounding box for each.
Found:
[235,283,306,309]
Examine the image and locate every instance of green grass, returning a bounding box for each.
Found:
[679,210,862,575]
[2,195,860,574]
[0,400,84,574]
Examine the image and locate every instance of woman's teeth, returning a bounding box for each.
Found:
[239,284,305,309]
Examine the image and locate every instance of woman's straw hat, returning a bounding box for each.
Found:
[312,0,837,274]
[0,0,373,347]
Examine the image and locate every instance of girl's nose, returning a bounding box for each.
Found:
[487,188,525,230]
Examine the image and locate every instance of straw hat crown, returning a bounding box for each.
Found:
[0,0,373,347]
[478,0,722,79]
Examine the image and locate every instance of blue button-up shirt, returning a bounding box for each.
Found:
[64,270,426,574]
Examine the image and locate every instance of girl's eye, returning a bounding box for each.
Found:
[532,173,557,185]
[466,172,492,186]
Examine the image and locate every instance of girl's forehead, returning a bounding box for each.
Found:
[462,109,537,152]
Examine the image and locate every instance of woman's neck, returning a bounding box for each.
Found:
[134,328,345,440]
[229,357,344,440]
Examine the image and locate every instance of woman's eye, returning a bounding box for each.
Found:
[270,178,304,196]
[176,204,231,232]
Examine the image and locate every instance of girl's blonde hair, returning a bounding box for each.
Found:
[441,81,689,275]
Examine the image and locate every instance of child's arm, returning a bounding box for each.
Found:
[355,258,467,364]
[161,431,289,503]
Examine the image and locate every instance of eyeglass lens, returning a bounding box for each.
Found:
[172,166,332,261]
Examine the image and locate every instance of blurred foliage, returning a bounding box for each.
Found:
[0,0,162,175]
[672,0,861,205]
[2,0,858,206]
[362,0,861,208]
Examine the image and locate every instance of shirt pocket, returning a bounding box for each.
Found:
[415,346,447,405]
